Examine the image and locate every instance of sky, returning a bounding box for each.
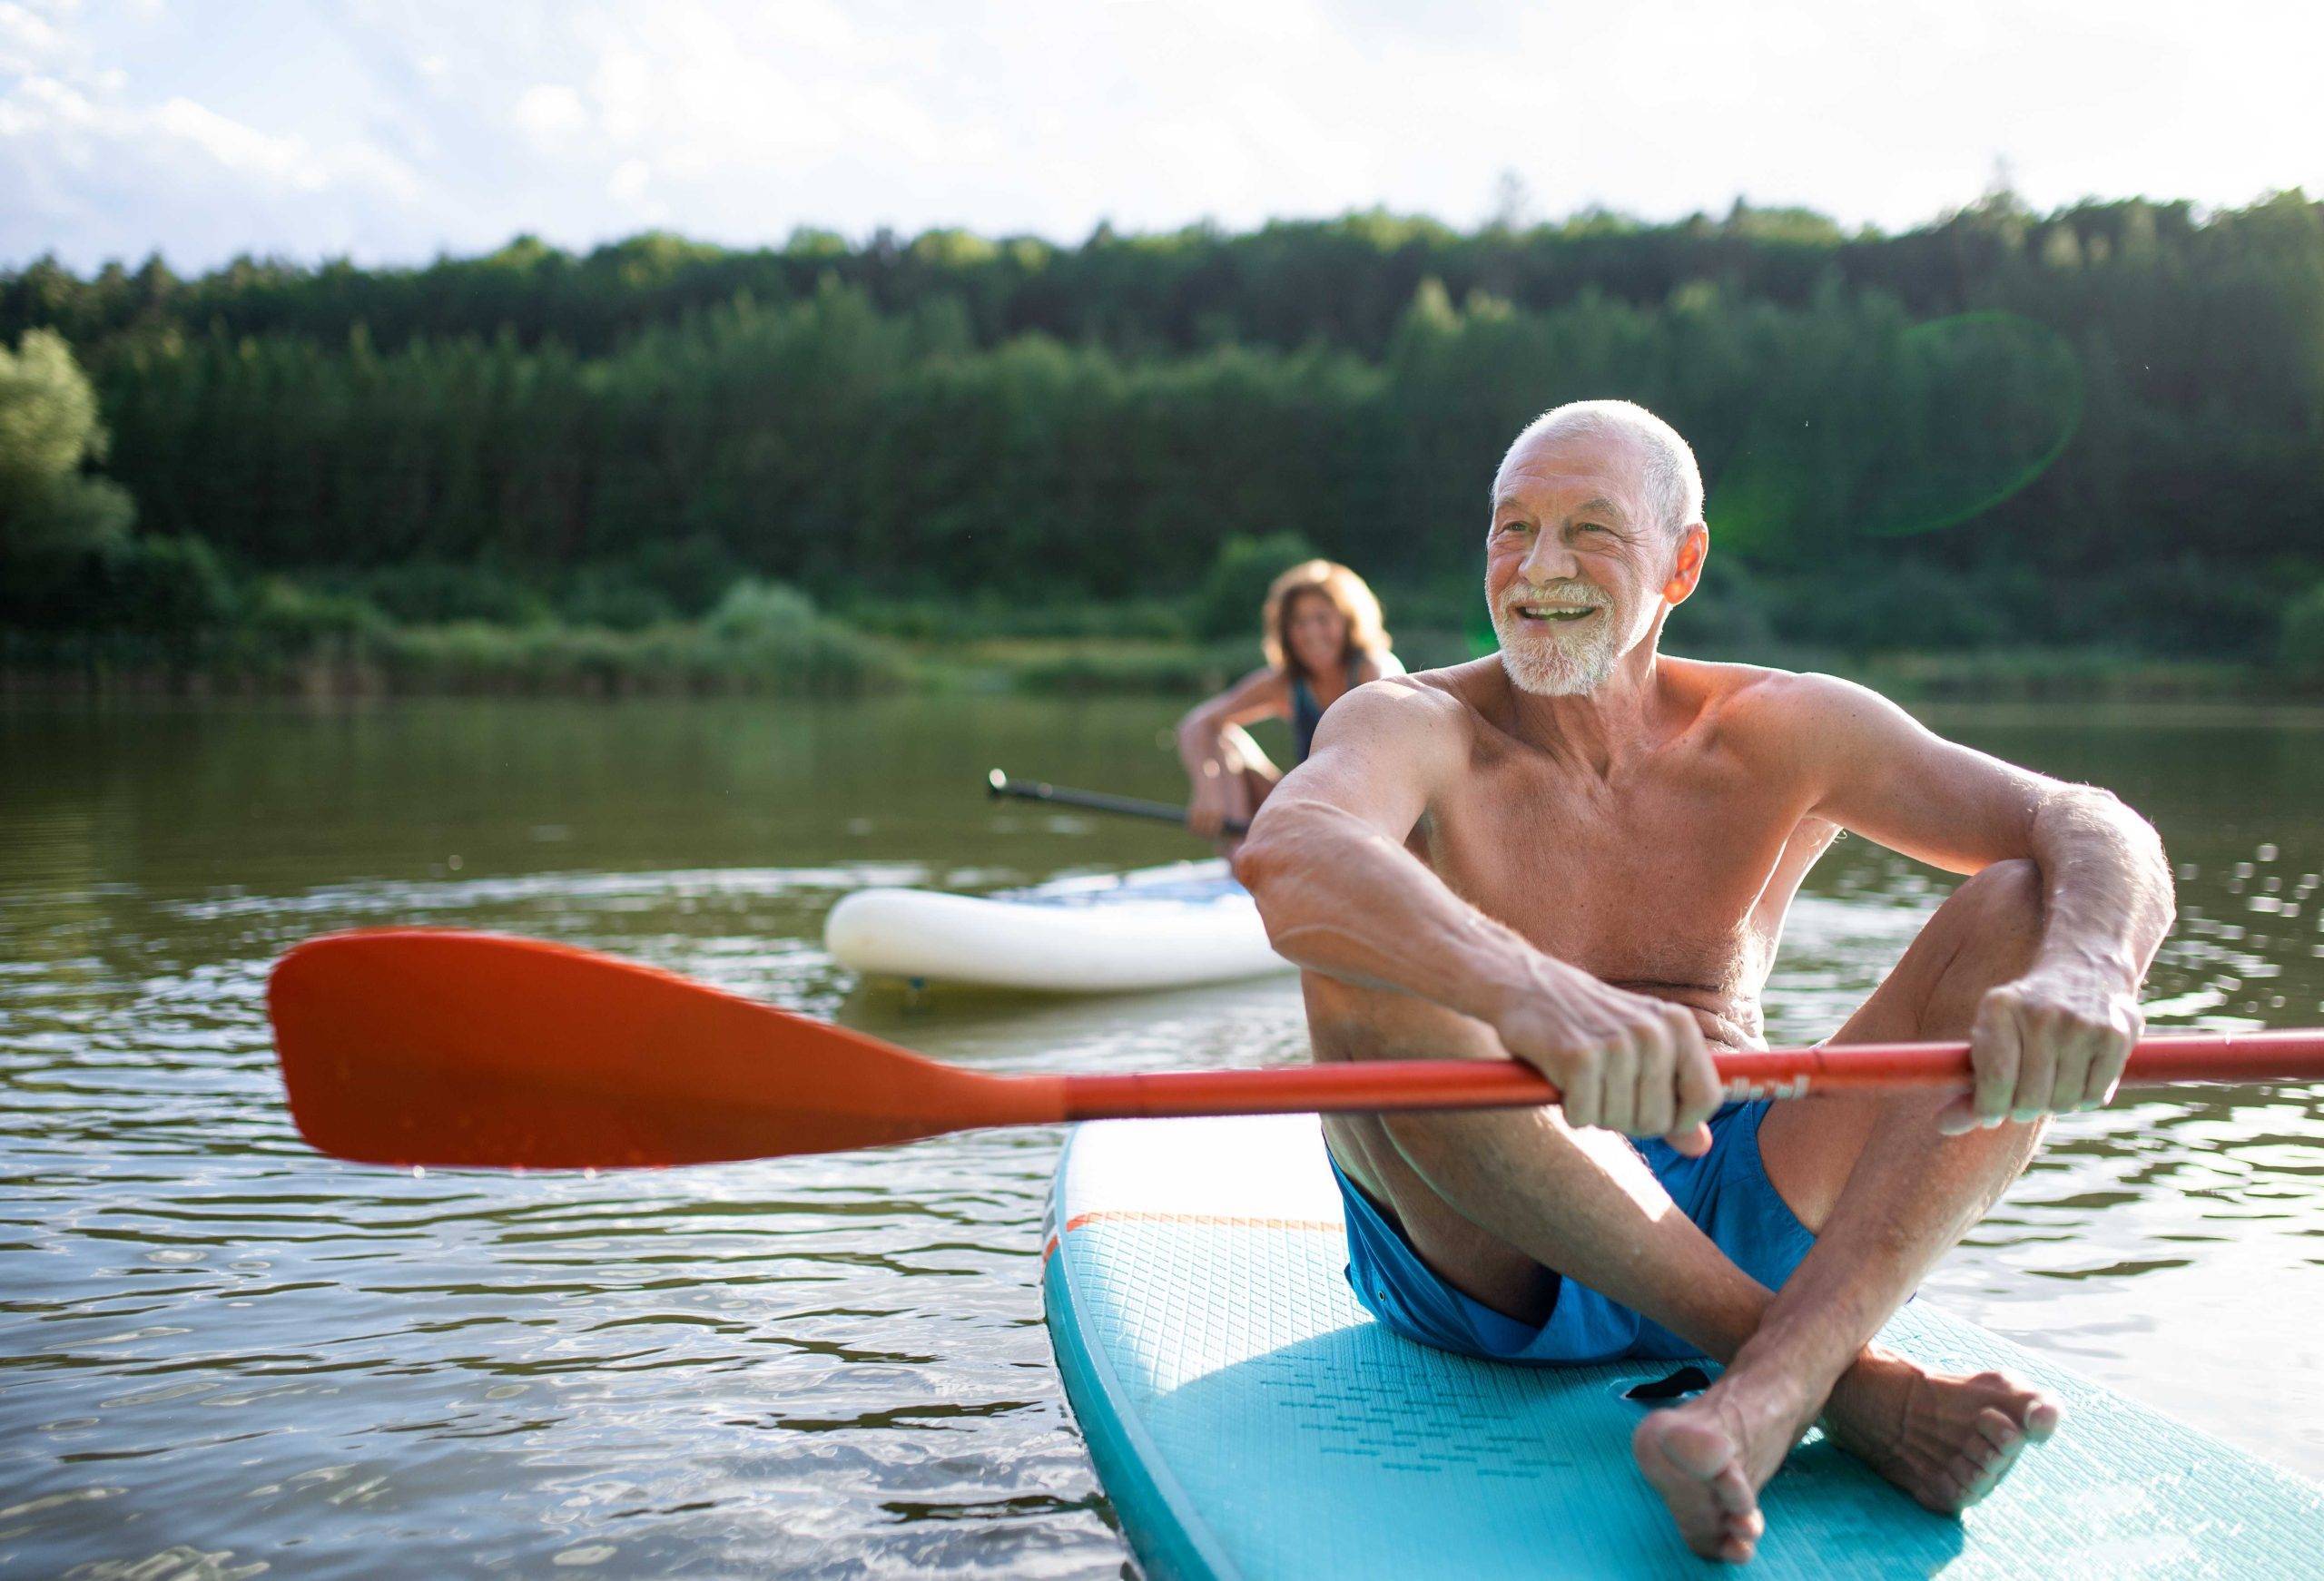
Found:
[4,0,2319,274]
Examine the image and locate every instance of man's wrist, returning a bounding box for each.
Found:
[2026,944,2144,997]
[1471,946,1566,1032]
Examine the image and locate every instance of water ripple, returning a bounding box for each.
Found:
[4,698,2320,1575]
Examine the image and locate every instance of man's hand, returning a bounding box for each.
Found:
[1493,967,1725,1156]
[1941,971,2143,1134]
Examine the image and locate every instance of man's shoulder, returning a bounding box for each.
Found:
[1343,657,1495,712]
[1672,658,1915,755]
[1666,656,1877,717]
[1322,674,1450,732]
[1309,661,1488,753]
[1338,655,1478,702]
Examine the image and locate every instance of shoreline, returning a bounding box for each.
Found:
[3,638,2314,709]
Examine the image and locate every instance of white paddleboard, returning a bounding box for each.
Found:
[825,860,1292,993]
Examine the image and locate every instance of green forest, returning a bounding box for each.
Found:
[5,191,2322,694]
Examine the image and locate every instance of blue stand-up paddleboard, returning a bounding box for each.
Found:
[1045,1115,2324,1578]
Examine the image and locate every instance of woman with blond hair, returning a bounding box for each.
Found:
[1179,559,1401,840]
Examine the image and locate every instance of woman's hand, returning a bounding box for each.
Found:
[1187,763,1234,840]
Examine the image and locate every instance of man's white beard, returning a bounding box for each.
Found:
[1488,580,1620,697]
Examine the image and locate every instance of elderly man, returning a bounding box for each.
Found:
[1231,399,2172,1565]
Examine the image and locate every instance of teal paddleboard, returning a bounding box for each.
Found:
[1044,1115,2324,1578]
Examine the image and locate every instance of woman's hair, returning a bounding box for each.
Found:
[1261,559,1392,681]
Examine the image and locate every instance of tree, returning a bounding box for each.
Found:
[0,329,135,559]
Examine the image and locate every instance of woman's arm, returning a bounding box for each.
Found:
[1178,667,1290,835]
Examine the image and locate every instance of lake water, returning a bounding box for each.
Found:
[2,694,2319,1578]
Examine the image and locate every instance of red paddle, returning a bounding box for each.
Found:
[268,929,2324,1171]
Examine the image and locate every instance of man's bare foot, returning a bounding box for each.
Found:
[1820,1347,2063,1513]
[1632,1345,2062,1562]
[1630,1380,1798,1564]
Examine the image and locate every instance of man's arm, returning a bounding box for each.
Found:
[1763,673,2175,1129]
[1235,679,1723,1151]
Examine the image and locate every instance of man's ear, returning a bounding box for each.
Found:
[1663,523,1709,604]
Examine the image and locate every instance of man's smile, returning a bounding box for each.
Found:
[1511,601,1603,624]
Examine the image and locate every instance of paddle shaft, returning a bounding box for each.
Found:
[1057,1031,2324,1122]
[988,770,1246,836]
[267,929,2324,1170]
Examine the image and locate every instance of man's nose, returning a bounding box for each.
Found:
[1518,535,1579,584]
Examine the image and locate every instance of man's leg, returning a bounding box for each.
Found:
[1331,861,2065,1561]
[1321,967,1798,1363]
[1635,859,2065,1559]
[1326,1064,1806,1564]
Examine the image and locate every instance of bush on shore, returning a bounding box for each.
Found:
[2281,584,2324,682]
[4,565,904,697]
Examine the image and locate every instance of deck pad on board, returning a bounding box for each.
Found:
[1045,1115,2324,1580]
[1003,864,1251,909]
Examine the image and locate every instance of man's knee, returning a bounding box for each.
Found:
[1947,859,2041,930]
[1932,858,2043,981]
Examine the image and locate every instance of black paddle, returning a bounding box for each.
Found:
[986,769,1248,836]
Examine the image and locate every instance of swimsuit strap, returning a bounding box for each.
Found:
[1288,659,1357,764]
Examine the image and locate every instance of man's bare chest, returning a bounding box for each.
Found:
[1417,752,1815,986]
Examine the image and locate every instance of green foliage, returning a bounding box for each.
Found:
[2281,584,2324,680]
[559,566,678,632]
[0,328,135,559]
[624,535,744,617]
[1376,625,1479,672]
[1196,532,1322,641]
[1860,649,2260,702]
[223,585,898,696]
[0,329,103,491]
[5,194,2323,679]
[0,533,231,638]
[842,593,1189,643]
[244,577,390,647]
[1760,561,2011,653]
[1667,554,1777,658]
[700,579,902,691]
[13,197,2311,369]
[704,578,822,638]
[1012,640,1250,695]
[343,561,550,625]
[99,534,237,635]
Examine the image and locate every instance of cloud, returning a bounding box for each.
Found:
[3,0,2320,272]
[1,75,427,263]
[606,156,650,202]
[0,2,68,78]
[0,1,436,263]
[511,83,586,151]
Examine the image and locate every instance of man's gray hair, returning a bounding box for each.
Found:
[1494,399,1704,539]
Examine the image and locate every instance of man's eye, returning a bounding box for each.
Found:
[1495,520,1531,537]
[1576,521,1609,535]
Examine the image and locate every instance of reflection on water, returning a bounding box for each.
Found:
[1,697,2319,1576]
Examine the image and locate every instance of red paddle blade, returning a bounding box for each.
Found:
[269,930,1066,1169]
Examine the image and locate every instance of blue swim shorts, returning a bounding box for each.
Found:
[1330,1099,1816,1364]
